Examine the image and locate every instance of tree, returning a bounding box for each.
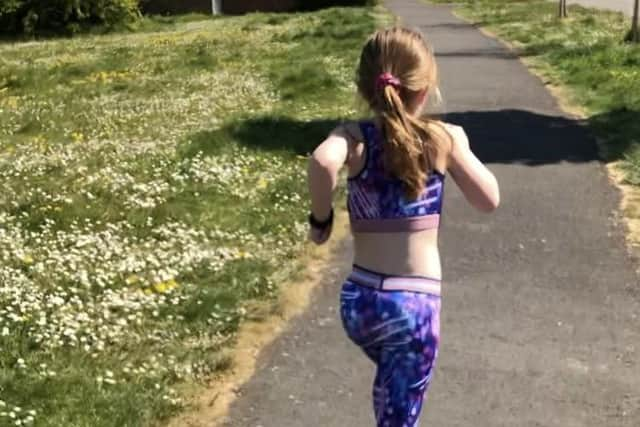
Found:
[0,0,140,36]
[558,0,568,18]
[627,0,639,43]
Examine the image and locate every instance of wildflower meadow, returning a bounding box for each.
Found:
[0,7,385,426]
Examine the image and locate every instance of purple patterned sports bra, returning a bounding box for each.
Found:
[347,121,445,233]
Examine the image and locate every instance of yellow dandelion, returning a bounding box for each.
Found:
[165,279,179,291]
[153,281,168,293]
[21,255,34,265]
[257,177,268,190]
[153,278,179,294]
[71,131,84,143]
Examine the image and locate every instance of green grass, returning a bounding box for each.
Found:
[0,6,389,426]
[428,0,640,182]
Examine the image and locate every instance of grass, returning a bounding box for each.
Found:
[0,6,388,426]
[428,0,640,183]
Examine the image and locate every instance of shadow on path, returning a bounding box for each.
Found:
[435,48,516,59]
[444,109,601,165]
[180,108,638,167]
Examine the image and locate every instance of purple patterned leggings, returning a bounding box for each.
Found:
[340,281,441,427]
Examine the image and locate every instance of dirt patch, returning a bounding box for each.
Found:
[607,164,640,257]
[163,211,351,427]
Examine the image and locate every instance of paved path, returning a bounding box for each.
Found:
[569,0,636,16]
[221,1,640,426]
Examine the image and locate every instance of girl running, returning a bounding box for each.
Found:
[307,27,500,426]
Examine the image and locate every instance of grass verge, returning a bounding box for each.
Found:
[0,6,388,426]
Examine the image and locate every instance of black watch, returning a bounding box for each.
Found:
[309,208,334,230]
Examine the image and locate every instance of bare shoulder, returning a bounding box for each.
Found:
[333,121,364,143]
[312,121,364,166]
[438,121,466,138]
[437,121,469,149]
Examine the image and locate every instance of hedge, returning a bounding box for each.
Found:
[0,0,379,36]
[0,0,140,35]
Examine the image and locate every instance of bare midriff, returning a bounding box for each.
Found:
[351,228,442,279]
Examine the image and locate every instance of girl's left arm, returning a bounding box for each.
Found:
[307,127,350,244]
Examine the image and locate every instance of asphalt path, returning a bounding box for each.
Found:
[221,1,640,425]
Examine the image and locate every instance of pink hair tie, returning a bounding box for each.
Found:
[376,72,401,91]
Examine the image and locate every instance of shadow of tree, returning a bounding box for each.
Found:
[444,109,601,165]
[181,108,638,169]
[435,48,517,59]
[446,108,639,171]
[419,22,482,30]
[180,116,340,158]
[587,107,640,161]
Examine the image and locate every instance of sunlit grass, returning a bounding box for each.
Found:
[0,6,388,426]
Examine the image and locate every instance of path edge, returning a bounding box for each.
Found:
[162,211,352,427]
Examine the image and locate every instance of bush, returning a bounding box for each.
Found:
[0,0,140,36]
[296,0,378,11]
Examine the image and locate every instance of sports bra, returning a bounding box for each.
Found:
[347,121,445,233]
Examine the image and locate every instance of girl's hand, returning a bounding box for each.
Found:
[308,225,332,245]
[308,222,333,245]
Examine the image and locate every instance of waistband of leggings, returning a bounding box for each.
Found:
[348,264,441,296]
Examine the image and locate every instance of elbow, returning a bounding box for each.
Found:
[307,154,325,182]
[308,151,330,175]
[477,189,500,213]
[482,198,500,213]
[480,178,500,212]
[308,152,339,185]
[481,192,500,213]
[308,152,320,169]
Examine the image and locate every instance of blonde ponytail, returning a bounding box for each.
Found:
[357,27,452,200]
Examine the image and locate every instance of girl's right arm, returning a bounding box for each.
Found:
[306,126,350,244]
[446,124,500,212]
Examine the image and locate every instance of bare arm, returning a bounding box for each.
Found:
[306,126,350,244]
[446,125,500,212]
